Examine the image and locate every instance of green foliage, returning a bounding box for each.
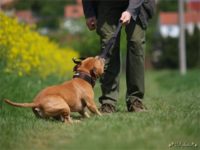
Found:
[186,27,200,68]
[0,70,200,150]
[70,29,100,57]
[48,19,101,57]
[158,0,178,12]
[155,27,200,69]
[14,0,73,29]
[159,37,179,68]
[146,15,158,54]
[14,0,33,10]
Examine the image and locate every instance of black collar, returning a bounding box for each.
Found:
[73,72,96,88]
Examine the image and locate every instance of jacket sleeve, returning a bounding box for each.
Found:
[142,0,156,19]
[82,0,96,18]
[139,0,156,29]
[126,0,144,20]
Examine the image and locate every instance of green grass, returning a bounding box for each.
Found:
[0,70,200,150]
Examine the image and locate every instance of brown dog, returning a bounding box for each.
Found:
[4,56,105,124]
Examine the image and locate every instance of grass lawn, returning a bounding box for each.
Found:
[0,70,199,150]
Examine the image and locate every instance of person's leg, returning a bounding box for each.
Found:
[125,18,147,112]
[96,2,127,111]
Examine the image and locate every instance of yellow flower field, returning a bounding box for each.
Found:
[0,12,79,77]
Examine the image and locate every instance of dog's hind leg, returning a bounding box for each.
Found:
[32,107,45,119]
[60,104,73,124]
[61,104,81,124]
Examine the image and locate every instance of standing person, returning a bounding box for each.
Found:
[82,0,156,113]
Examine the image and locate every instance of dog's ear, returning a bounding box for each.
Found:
[72,58,82,64]
[72,58,82,72]
[73,64,80,72]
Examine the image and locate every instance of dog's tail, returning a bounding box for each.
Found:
[4,99,37,108]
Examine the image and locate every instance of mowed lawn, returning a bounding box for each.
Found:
[0,70,199,150]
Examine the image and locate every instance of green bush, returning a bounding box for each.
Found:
[152,26,200,69]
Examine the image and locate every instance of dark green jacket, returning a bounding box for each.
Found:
[82,0,156,29]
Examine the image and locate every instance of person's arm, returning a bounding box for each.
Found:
[82,0,96,19]
[126,0,144,20]
[82,0,97,30]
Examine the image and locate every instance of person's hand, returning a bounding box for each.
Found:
[86,17,97,31]
[120,11,132,25]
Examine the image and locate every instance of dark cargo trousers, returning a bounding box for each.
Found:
[96,1,145,108]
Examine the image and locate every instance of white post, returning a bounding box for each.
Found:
[178,0,187,75]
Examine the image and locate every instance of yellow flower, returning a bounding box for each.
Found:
[0,12,79,78]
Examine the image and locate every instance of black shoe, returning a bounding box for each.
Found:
[99,103,116,113]
[127,99,147,112]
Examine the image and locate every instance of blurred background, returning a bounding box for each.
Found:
[1,1,200,150]
[0,0,200,76]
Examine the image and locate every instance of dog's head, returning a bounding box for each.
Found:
[73,56,105,79]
